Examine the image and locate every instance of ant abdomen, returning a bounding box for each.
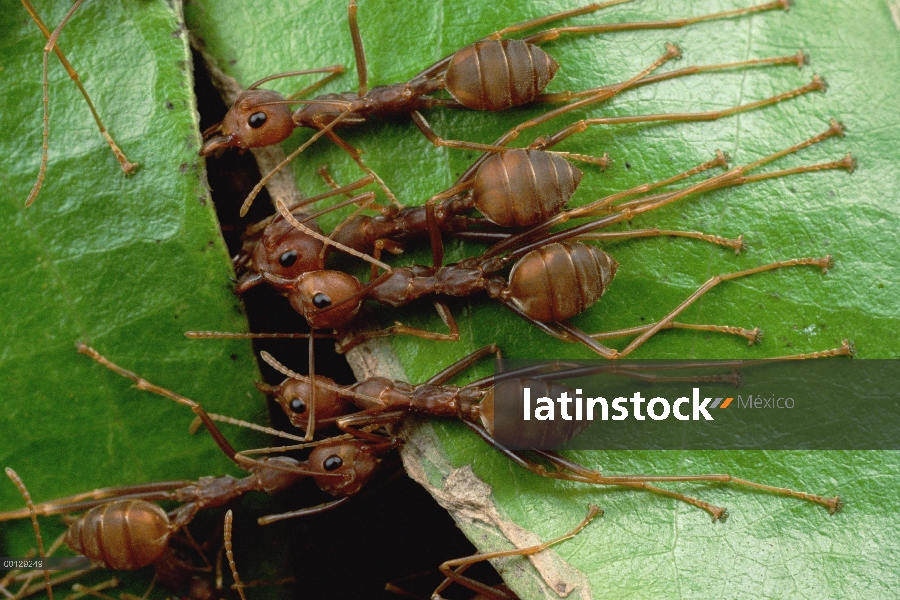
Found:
[482,378,592,448]
[65,500,173,570]
[445,39,559,111]
[474,149,582,227]
[507,242,618,322]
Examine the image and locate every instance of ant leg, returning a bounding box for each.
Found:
[536,52,808,104]
[317,165,352,195]
[21,0,136,207]
[609,154,855,219]
[475,152,729,256]
[315,167,396,220]
[580,256,835,359]
[223,511,248,600]
[45,576,111,600]
[431,505,602,600]
[521,0,790,45]
[334,409,408,442]
[506,288,814,358]
[426,345,501,385]
[367,238,405,281]
[411,43,679,156]
[76,344,323,477]
[67,583,121,600]
[0,480,189,520]
[535,449,843,517]
[239,108,355,216]
[590,321,761,345]
[348,0,367,96]
[482,1,631,41]
[337,299,460,353]
[531,53,809,130]
[4,469,52,600]
[490,138,850,263]
[322,130,402,209]
[575,227,745,253]
[534,75,827,153]
[462,421,729,518]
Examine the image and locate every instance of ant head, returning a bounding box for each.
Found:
[271,375,352,431]
[239,217,327,291]
[308,440,380,497]
[200,89,295,155]
[288,271,362,329]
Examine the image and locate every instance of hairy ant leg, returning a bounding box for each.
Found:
[74,343,333,480]
[20,0,137,207]
[254,343,849,519]
[429,505,602,600]
[5,469,53,600]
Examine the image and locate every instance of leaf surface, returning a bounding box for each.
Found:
[0,0,279,595]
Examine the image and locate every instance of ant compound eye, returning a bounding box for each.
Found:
[248,111,268,129]
[278,250,298,268]
[312,293,332,309]
[289,398,306,414]
[323,455,343,471]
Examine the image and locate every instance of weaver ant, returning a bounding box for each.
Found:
[200,0,804,216]
[254,122,852,355]
[19,0,137,207]
[253,339,849,522]
[232,54,819,294]
[1,471,275,600]
[0,345,398,531]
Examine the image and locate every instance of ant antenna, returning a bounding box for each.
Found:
[240,107,356,217]
[223,511,248,600]
[259,351,305,380]
[185,331,338,339]
[275,200,392,271]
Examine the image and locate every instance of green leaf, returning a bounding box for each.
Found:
[1,0,891,599]
[186,0,900,597]
[0,0,280,596]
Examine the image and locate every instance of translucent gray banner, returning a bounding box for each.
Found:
[492,359,900,450]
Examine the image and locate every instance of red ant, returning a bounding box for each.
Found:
[199,1,804,216]
[250,342,849,522]
[259,123,852,355]
[232,60,821,296]
[1,471,276,600]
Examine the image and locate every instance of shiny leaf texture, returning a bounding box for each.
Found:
[187,0,900,597]
[0,0,279,597]
[8,0,892,598]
